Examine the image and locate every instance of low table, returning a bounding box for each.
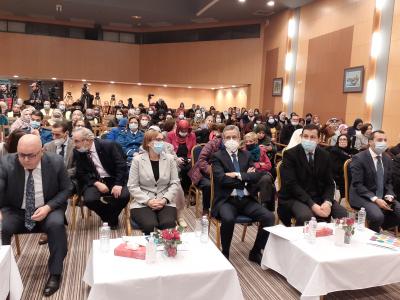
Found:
[0,246,23,300]
[83,232,244,300]
[261,224,400,300]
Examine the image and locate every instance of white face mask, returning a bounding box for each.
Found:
[224,139,239,153]
[216,118,222,123]
[179,114,185,119]
[179,131,188,137]
[129,123,138,130]
[195,113,202,118]
[54,138,65,147]
[140,120,149,127]
[44,105,50,109]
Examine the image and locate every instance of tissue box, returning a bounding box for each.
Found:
[114,243,146,260]
[316,227,333,237]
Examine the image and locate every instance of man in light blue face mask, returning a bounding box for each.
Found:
[350,130,400,232]
[30,110,53,145]
[278,124,347,226]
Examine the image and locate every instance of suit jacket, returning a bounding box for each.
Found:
[211,149,262,217]
[350,149,395,207]
[127,152,180,209]
[278,144,335,207]
[74,139,128,191]
[0,152,72,211]
[44,138,75,176]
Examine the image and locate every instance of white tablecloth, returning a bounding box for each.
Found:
[0,246,23,300]
[261,225,400,299]
[83,233,243,300]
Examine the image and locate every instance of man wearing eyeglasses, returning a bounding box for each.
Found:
[0,134,72,296]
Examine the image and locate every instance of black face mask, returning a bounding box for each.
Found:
[246,144,257,151]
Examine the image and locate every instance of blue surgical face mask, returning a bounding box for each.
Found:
[374,141,387,154]
[30,120,41,129]
[301,139,317,153]
[153,141,164,154]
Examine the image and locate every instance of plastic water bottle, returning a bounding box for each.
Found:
[200,216,209,243]
[195,218,202,237]
[357,207,366,231]
[309,217,317,244]
[99,222,111,253]
[146,234,157,264]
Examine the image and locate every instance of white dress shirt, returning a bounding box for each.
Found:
[22,162,44,209]
[90,141,111,178]
[226,150,249,196]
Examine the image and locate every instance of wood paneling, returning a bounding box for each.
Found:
[262,48,279,112]
[303,27,354,122]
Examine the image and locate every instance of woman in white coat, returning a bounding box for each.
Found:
[128,130,180,234]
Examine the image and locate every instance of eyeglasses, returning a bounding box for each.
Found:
[18,151,41,160]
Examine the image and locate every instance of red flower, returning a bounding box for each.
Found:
[346,218,354,226]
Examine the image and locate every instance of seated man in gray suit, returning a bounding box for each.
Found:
[350,130,400,232]
[44,121,75,176]
[0,134,72,296]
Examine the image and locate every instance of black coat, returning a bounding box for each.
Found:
[327,146,352,195]
[279,144,335,207]
[279,124,302,145]
[73,139,128,192]
[211,149,262,217]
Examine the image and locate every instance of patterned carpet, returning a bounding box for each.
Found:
[10,203,400,300]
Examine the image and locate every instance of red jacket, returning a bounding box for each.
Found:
[166,131,196,158]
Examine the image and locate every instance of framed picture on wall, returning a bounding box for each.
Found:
[343,66,364,93]
[272,77,283,96]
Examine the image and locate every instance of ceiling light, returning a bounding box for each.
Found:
[231,85,236,88]
[288,18,296,38]
[137,83,142,86]
[238,0,246,3]
[188,86,192,89]
[163,84,168,87]
[267,1,275,7]
[13,75,19,78]
[219,86,224,89]
[132,16,142,19]
[51,77,57,80]
[110,81,115,84]
[87,83,91,86]
[82,79,87,82]
[211,88,215,90]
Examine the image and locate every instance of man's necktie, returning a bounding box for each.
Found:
[308,152,314,169]
[60,144,65,158]
[87,151,100,179]
[376,156,384,199]
[25,170,36,231]
[231,153,244,198]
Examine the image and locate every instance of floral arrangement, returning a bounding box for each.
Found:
[335,217,355,244]
[154,227,184,257]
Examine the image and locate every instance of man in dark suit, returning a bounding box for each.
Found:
[279,114,303,145]
[72,127,129,229]
[350,130,400,232]
[0,134,71,296]
[211,125,275,264]
[278,124,347,226]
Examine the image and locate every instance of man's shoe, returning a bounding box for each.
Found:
[248,250,262,265]
[43,275,61,297]
[38,233,48,245]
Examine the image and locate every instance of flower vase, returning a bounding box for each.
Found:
[164,242,177,257]
[344,231,352,244]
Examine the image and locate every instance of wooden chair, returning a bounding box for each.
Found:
[208,165,253,250]
[187,143,206,217]
[343,159,356,213]
[70,194,87,231]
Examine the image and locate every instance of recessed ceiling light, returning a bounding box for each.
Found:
[51,77,57,80]
[219,86,224,89]
[238,0,246,3]
[231,85,236,88]
[163,84,168,87]
[87,83,91,86]
[211,88,215,90]
[110,81,115,84]
[188,86,192,89]
[267,1,275,7]
[137,83,142,86]
[82,79,87,82]
[13,75,19,78]
[132,16,142,19]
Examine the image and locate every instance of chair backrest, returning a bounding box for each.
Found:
[191,143,206,168]
[275,160,283,192]
[343,158,352,209]
[209,164,215,213]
